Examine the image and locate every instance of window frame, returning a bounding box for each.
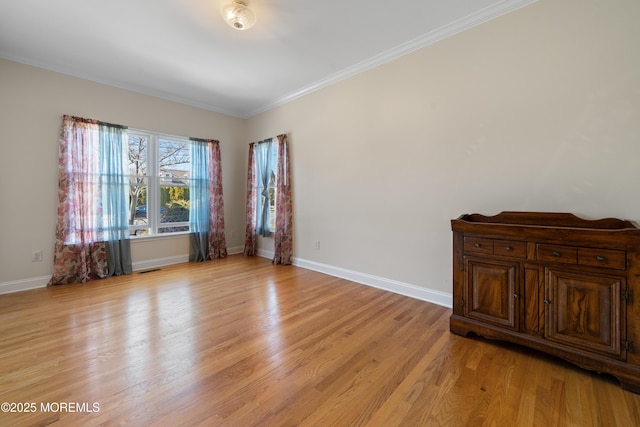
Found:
[254,140,279,236]
[127,129,193,239]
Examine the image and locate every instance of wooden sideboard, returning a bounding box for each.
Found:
[450,211,640,393]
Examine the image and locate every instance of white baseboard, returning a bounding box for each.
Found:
[2,250,453,309]
[227,246,245,256]
[255,253,453,308]
[0,247,247,295]
[0,276,50,295]
[257,248,275,259]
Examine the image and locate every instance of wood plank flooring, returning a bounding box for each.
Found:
[1,255,639,426]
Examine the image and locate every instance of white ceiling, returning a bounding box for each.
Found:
[0,0,535,118]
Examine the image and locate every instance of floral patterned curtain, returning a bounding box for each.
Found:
[189,139,227,261]
[273,134,293,265]
[208,140,227,259]
[244,143,258,256]
[244,136,294,262]
[49,115,127,285]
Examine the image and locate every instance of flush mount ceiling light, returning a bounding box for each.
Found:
[221,1,256,31]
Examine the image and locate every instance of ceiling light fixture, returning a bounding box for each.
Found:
[221,1,256,31]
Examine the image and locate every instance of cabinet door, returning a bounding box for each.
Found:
[464,258,519,330]
[545,269,625,359]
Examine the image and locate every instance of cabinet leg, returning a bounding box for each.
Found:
[450,315,474,337]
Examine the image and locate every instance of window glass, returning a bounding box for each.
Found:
[127,132,193,237]
[255,141,278,234]
[128,134,149,236]
[158,138,190,233]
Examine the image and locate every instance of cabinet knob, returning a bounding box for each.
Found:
[596,256,606,262]
[513,293,520,299]
[506,246,513,252]
[543,299,552,305]
[552,251,560,257]
[474,243,481,248]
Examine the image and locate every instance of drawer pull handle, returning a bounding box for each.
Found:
[506,246,513,252]
[596,256,606,262]
[474,243,481,248]
[552,251,560,257]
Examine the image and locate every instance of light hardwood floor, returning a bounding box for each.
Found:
[1,255,639,426]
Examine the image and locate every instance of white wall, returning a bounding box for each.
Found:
[246,0,640,305]
[0,60,247,289]
[2,0,639,303]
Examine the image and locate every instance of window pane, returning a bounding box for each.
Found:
[269,143,278,231]
[128,134,149,227]
[255,141,278,233]
[269,187,276,230]
[128,135,148,176]
[158,138,190,233]
[130,177,148,225]
[159,184,190,224]
[126,132,196,237]
[159,138,190,178]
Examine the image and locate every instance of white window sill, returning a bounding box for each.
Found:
[130,231,190,243]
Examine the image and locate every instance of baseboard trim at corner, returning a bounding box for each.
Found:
[292,258,453,308]
[227,246,245,256]
[256,249,275,259]
[0,276,50,295]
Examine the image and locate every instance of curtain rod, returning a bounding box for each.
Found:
[189,137,220,143]
[256,137,275,145]
[98,120,127,130]
[65,115,127,129]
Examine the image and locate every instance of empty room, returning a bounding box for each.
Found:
[1,0,640,425]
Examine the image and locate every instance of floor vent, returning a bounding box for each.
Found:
[138,268,161,275]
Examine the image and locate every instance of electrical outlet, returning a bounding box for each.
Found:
[314,241,320,250]
[32,250,43,262]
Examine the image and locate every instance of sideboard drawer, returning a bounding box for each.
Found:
[578,248,626,270]
[464,237,493,254]
[493,240,527,258]
[537,244,577,264]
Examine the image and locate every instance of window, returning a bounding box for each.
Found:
[244,134,292,264]
[128,130,193,237]
[254,139,279,235]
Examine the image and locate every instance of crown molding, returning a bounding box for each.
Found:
[244,0,537,118]
[0,0,537,120]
